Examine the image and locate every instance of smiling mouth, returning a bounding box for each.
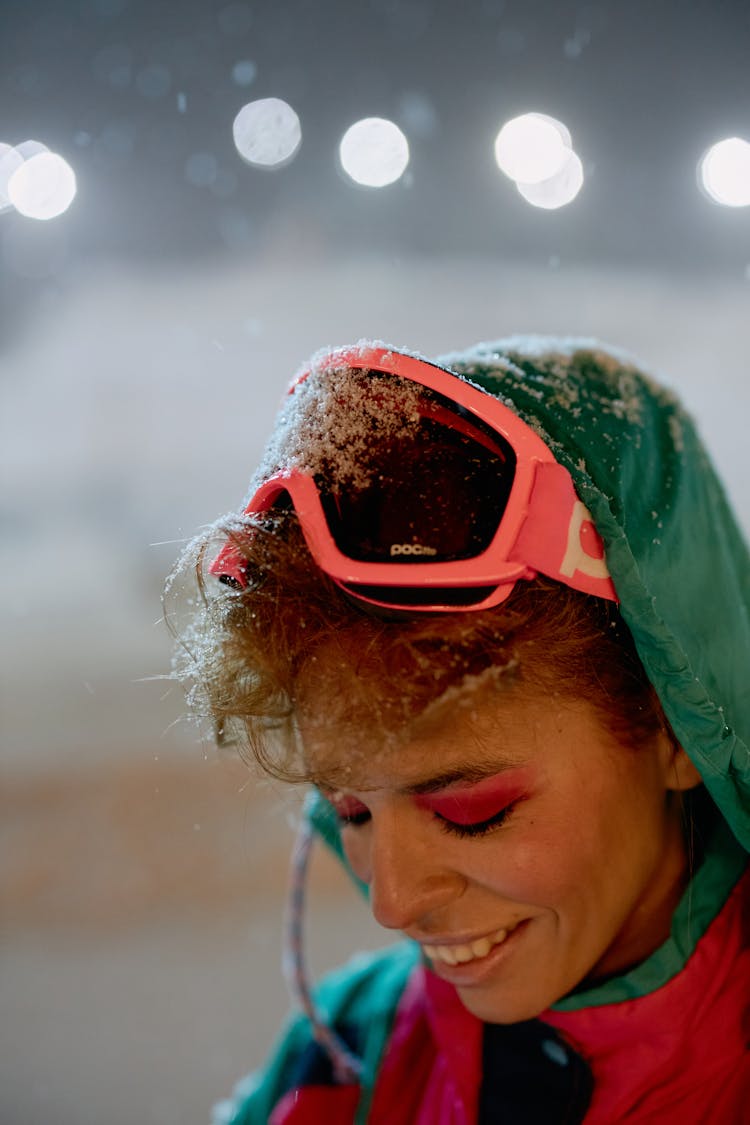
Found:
[422,924,519,966]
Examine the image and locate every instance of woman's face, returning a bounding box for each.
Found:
[299,666,697,1024]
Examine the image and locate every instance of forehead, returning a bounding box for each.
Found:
[295,637,569,792]
[299,700,533,794]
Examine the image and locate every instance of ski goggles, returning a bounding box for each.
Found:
[210,345,617,612]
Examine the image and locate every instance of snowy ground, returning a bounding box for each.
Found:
[1,884,389,1125]
[0,755,392,1125]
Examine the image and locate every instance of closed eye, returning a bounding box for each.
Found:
[435,801,518,839]
[328,792,518,838]
[329,794,371,827]
[340,807,371,827]
[412,770,532,837]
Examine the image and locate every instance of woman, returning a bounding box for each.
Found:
[172,339,750,1123]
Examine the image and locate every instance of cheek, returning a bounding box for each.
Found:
[497,784,662,914]
[480,815,603,908]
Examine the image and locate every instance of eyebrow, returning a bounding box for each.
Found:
[401,760,524,796]
[314,758,523,796]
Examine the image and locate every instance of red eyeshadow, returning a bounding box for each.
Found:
[412,769,533,825]
[329,794,369,820]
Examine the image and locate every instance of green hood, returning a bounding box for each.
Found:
[435,336,750,852]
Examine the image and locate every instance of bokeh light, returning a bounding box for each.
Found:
[7,152,77,220]
[699,137,750,207]
[0,142,24,207]
[232,60,257,87]
[494,113,572,184]
[516,150,584,209]
[232,98,301,168]
[338,117,410,187]
[14,139,50,163]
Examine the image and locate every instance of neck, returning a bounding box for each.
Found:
[585,793,692,984]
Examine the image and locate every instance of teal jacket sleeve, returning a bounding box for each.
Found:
[210,943,421,1125]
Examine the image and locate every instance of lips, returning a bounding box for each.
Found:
[422,923,517,966]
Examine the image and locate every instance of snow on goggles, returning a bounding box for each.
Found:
[210,345,617,612]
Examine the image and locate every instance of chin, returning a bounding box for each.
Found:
[457,984,553,1025]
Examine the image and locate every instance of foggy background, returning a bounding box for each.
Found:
[2,2,749,1123]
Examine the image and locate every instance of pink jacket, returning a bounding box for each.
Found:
[268,869,749,1125]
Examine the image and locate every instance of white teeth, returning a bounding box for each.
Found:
[470,937,492,959]
[423,926,512,966]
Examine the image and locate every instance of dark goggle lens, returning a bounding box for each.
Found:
[318,400,516,565]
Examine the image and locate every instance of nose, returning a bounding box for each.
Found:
[365,804,466,932]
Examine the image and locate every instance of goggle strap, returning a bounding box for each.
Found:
[510,461,617,601]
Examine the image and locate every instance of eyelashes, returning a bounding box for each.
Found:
[328,794,518,839]
[435,802,518,839]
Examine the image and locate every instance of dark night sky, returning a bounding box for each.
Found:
[1,0,750,271]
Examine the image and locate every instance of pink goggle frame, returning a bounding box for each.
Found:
[209,345,617,612]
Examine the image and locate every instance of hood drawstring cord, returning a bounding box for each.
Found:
[282,816,365,1085]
